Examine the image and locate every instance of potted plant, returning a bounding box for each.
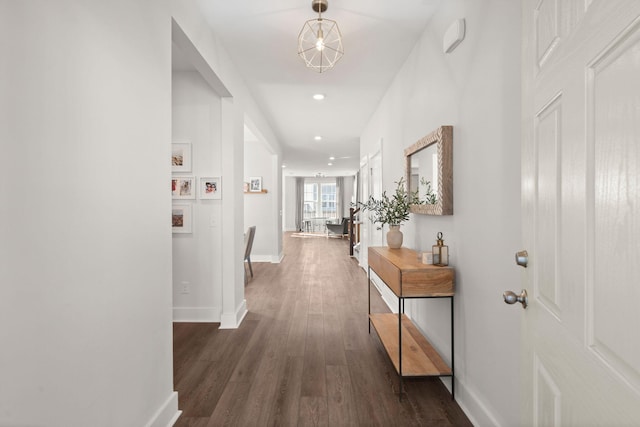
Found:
[358,177,417,248]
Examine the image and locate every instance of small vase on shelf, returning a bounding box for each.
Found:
[387,225,403,249]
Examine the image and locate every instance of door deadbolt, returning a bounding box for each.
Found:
[515,250,528,268]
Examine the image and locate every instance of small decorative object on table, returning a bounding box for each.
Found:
[357,177,418,249]
[432,232,449,266]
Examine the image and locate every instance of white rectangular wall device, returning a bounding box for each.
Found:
[443,18,466,53]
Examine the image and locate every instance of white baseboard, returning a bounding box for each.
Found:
[250,254,272,262]
[172,306,220,322]
[249,254,284,263]
[272,252,284,263]
[451,376,501,427]
[219,299,247,329]
[145,391,180,427]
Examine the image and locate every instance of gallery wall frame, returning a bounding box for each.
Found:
[249,176,262,192]
[172,142,192,173]
[200,176,221,200]
[172,204,193,233]
[172,176,196,200]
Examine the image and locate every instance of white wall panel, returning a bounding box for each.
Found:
[588,17,640,394]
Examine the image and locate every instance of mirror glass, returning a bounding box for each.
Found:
[408,143,438,201]
[404,125,453,215]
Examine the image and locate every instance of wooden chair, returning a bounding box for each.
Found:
[244,226,256,284]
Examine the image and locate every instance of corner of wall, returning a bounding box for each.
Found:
[145,391,180,427]
[219,299,247,329]
[272,252,284,263]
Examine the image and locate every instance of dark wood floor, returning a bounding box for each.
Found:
[173,232,473,426]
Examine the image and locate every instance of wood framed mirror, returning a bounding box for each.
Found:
[404,125,453,215]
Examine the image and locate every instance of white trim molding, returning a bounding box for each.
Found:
[172,306,221,323]
[219,299,247,329]
[145,391,180,427]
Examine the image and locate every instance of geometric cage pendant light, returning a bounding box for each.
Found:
[297,0,344,73]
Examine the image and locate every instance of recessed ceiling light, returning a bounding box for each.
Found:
[314,135,322,141]
[313,93,325,100]
[328,163,333,166]
[282,164,286,168]
[329,156,335,160]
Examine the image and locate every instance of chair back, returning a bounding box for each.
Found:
[244,226,256,260]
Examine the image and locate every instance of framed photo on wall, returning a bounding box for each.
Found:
[172,142,192,173]
[249,176,262,192]
[172,204,193,233]
[172,176,196,199]
[200,176,221,200]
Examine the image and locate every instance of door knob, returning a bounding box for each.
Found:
[503,289,528,309]
[515,250,528,268]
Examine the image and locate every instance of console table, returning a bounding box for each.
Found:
[367,246,455,399]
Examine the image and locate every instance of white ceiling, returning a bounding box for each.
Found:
[180,0,442,177]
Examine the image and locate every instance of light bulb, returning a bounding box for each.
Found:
[316,27,325,51]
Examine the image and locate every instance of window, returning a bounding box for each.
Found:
[320,183,336,218]
[303,183,317,217]
[303,180,338,222]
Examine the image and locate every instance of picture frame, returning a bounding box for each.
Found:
[172,204,193,234]
[172,142,192,173]
[200,176,221,200]
[249,176,263,192]
[172,176,196,199]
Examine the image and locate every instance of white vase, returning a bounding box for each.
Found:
[386,225,403,249]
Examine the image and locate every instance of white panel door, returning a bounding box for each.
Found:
[521,0,640,425]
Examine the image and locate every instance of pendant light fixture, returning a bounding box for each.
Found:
[298,0,344,73]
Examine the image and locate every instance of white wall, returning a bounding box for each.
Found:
[359,1,522,426]
[1,0,285,424]
[172,71,223,322]
[0,1,178,426]
[283,176,298,231]
[244,140,281,262]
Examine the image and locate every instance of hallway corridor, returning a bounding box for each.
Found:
[173,232,472,426]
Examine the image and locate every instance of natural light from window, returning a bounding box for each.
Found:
[303,180,338,231]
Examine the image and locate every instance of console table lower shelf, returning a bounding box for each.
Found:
[369,313,452,377]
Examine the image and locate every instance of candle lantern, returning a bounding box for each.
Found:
[432,232,449,266]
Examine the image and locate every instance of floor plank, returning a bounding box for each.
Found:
[173,232,473,427]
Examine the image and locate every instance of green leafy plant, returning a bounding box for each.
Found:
[419,177,438,205]
[358,177,417,229]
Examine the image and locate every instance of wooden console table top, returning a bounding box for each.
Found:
[368,247,455,297]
